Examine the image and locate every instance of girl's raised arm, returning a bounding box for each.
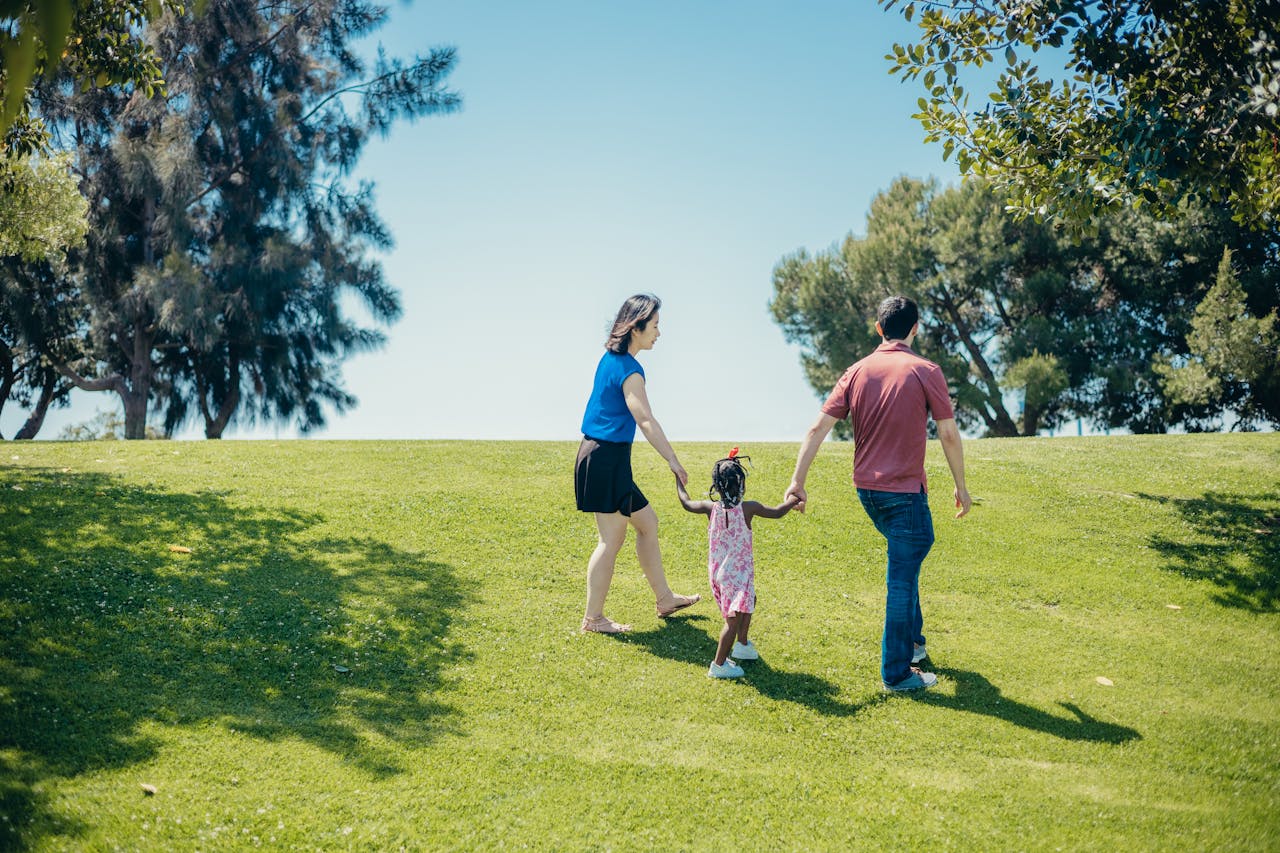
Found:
[743,495,801,524]
[675,475,713,516]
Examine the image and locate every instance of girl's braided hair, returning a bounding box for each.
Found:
[710,454,750,510]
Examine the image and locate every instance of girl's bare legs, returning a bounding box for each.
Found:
[736,612,752,645]
[715,613,742,665]
[629,504,697,610]
[585,512,629,621]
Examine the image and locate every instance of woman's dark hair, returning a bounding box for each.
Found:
[605,293,661,354]
[710,456,749,512]
[877,295,919,341]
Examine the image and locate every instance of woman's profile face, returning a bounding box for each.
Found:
[632,310,661,351]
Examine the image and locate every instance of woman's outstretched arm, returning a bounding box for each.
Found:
[623,372,688,486]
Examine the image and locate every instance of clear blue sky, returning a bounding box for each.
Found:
[8,0,964,441]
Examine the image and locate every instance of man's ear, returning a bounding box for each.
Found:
[875,321,883,337]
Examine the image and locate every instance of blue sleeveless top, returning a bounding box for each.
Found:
[581,352,645,443]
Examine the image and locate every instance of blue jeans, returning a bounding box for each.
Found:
[857,488,935,686]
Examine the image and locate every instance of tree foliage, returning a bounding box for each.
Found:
[1154,249,1280,424]
[1003,351,1068,435]
[881,0,1280,231]
[0,150,85,260]
[771,177,1280,436]
[1,0,177,146]
[10,0,458,439]
[0,253,82,438]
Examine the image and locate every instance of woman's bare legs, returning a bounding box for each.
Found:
[584,512,629,625]
[629,504,699,613]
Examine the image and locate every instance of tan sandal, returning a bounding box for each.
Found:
[581,615,632,634]
[656,593,701,618]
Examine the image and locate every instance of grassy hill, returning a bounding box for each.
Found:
[1,434,1277,850]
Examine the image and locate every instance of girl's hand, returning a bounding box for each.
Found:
[785,483,807,513]
[670,459,688,487]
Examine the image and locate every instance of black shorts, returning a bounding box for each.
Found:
[574,436,650,517]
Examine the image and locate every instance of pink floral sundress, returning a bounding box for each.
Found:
[708,502,755,618]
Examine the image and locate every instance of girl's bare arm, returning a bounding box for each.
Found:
[675,476,713,516]
[742,495,801,524]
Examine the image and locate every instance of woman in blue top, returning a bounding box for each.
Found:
[575,293,701,633]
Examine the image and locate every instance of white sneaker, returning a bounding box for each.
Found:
[731,640,759,661]
[707,659,745,679]
[912,643,928,664]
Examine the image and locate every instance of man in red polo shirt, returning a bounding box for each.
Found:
[786,296,971,692]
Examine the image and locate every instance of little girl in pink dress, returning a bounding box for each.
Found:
[677,449,798,678]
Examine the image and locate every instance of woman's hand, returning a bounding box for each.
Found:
[669,459,688,487]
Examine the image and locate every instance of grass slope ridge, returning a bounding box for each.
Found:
[1,434,1277,850]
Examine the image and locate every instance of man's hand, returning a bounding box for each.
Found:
[785,482,807,513]
[954,486,972,518]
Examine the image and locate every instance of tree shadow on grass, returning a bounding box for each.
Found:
[623,617,888,719]
[1138,490,1280,612]
[0,467,477,851]
[918,667,1141,744]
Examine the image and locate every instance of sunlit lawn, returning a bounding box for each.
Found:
[1,434,1277,850]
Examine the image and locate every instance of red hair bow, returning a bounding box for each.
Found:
[728,447,739,459]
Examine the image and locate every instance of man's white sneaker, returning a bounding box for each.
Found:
[731,640,759,661]
[912,643,928,664]
[707,659,745,679]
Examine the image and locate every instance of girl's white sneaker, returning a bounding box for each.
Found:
[707,659,745,679]
[730,640,759,660]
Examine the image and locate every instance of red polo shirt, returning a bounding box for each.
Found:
[821,341,955,493]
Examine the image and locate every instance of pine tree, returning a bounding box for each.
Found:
[1155,249,1280,428]
[40,0,459,438]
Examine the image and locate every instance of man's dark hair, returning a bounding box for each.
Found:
[877,296,919,341]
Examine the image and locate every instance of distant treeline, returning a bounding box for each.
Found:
[771,177,1279,437]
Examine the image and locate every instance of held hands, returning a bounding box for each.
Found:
[784,483,807,513]
[954,486,972,519]
[669,459,688,488]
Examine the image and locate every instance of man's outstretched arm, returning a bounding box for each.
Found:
[936,417,971,518]
[786,412,839,512]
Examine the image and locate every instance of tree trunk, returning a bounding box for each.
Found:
[934,288,1020,437]
[201,350,241,439]
[14,374,69,440]
[53,323,155,439]
[0,340,14,440]
[54,363,129,437]
[1020,406,1041,438]
[123,318,155,440]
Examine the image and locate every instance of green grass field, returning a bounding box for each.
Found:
[1,434,1278,850]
